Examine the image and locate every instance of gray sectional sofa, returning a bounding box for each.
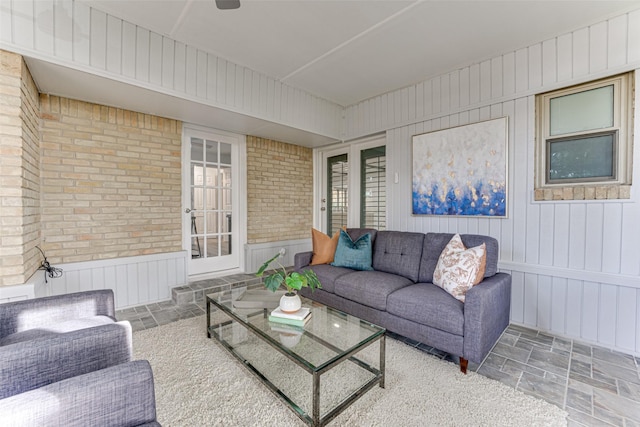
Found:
[295,228,511,373]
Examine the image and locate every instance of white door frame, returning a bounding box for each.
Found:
[181,123,246,278]
[314,134,386,232]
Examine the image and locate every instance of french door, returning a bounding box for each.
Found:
[320,137,386,234]
[183,125,245,276]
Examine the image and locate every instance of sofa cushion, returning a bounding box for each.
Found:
[0,315,115,346]
[310,228,340,265]
[433,234,486,302]
[372,231,425,282]
[418,233,499,283]
[334,271,412,311]
[346,228,378,246]
[332,229,374,271]
[387,283,464,336]
[304,264,354,294]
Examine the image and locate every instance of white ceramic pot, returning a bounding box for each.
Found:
[279,292,302,313]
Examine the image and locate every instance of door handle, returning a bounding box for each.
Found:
[185,208,192,213]
[320,207,326,211]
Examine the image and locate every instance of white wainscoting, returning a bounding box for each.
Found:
[34,251,188,309]
[338,8,640,356]
[244,239,312,274]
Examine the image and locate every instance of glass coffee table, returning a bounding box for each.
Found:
[206,289,385,426]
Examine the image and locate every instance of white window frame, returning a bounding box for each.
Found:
[535,72,634,190]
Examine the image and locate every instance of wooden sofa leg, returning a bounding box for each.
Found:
[460,357,468,374]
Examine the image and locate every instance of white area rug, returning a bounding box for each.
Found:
[133,316,567,426]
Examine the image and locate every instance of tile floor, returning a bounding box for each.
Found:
[117,274,640,427]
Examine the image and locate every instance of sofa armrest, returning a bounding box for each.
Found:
[0,360,159,427]
[462,272,511,363]
[0,290,116,338]
[0,321,132,399]
[294,251,313,270]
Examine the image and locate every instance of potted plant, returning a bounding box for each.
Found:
[256,251,321,313]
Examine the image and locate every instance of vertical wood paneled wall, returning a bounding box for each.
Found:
[34,251,188,309]
[343,9,640,355]
[0,0,343,139]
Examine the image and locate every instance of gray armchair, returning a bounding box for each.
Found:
[0,290,160,426]
[0,289,132,398]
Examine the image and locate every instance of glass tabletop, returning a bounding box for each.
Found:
[206,288,385,373]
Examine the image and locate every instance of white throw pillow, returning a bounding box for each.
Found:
[432,234,486,303]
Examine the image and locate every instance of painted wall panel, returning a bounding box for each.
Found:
[630,9,640,63]
[598,284,618,346]
[552,204,569,268]
[573,27,590,77]
[550,277,567,333]
[90,8,107,70]
[173,42,186,93]
[528,43,542,90]
[12,0,34,50]
[186,45,198,96]
[34,1,54,55]
[557,33,573,82]
[480,60,491,102]
[135,27,150,82]
[542,39,556,87]
[121,21,136,78]
[566,279,582,337]
[602,204,622,273]
[72,2,91,65]
[581,281,599,342]
[616,287,636,351]
[621,203,640,275]
[197,49,208,98]
[568,204,586,270]
[589,21,608,73]
[608,14,628,68]
[106,15,122,74]
[149,32,163,86]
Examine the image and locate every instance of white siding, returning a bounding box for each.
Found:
[345,10,640,356]
[0,0,342,139]
[34,252,188,309]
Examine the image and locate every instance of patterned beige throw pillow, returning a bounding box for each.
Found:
[433,234,487,302]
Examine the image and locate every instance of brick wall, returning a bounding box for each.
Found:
[246,136,313,243]
[0,50,40,286]
[39,95,183,264]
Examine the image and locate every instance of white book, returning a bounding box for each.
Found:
[270,306,310,321]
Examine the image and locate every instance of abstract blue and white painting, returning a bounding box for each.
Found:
[412,117,508,217]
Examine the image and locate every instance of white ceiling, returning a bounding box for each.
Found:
[24,0,640,146]
[79,0,640,107]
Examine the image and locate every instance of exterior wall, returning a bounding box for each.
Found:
[39,95,183,264]
[0,0,342,140]
[246,136,313,244]
[342,9,640,355]
[0,49,40,286]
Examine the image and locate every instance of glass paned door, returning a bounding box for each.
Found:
[327,154,348,235]
[185,128,241,276]
[360,146,386,229]
[190,138,232,259]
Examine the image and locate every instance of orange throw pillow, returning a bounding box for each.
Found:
[310,228,340,265]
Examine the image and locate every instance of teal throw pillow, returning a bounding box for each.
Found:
[331,229,373,271]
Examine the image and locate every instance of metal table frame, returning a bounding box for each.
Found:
[206,294,385,426]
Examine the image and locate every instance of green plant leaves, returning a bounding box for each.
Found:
[264,272,284,292]
[256,253,323,293]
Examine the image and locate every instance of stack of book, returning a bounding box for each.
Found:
[269,306,311,327]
